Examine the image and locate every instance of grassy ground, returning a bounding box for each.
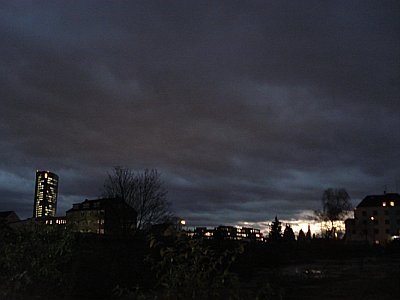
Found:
[275,256,400,300]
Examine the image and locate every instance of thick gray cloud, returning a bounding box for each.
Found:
[0,1,399,227]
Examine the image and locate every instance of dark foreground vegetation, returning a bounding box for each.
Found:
[1,224,399,300]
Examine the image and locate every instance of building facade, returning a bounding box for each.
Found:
[345,193,400,244]
[33,170,59,218]
[66,198,137,235]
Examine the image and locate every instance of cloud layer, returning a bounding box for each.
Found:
[1,1,399,226]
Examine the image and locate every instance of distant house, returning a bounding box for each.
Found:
[345,193,400,244]
[66,198,137,235]
[0,211,20,225]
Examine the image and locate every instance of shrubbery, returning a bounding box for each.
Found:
[0,224,77,299]
[1,223,387,299]
[148,234,244,299]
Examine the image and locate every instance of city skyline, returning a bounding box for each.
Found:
[0,168,381,235]
[0,1,399,229]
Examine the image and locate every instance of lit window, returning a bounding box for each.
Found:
[382,202,386,207]
[390,201,395,207]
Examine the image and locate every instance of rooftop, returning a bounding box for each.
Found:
[357,193,400,208]
[66,198,136,214]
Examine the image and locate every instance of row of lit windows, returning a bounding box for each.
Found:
[45,219,66,225]
[237,232,261,237]
[382,201,395,207]
[199,231,262,240]
[238,229,260,234]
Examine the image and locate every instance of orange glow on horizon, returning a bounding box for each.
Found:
[238,217,348,237]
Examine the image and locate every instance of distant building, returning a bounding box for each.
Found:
[239,226,263,242]
[33,170,59,218]
[194,227,214,239]
[214,225,239,240]
[345,193,400,244]
[0,211,20,224]
[66,198,137,235]
[194,225,263,242]
[1,211,65,230]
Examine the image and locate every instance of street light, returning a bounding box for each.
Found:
[179,219,186,231]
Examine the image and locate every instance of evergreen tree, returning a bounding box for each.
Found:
[306,224,312,240]
[283,224,295,243]
[268,216,282,243]
[297,229,306,242]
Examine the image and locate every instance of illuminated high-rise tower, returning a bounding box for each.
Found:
[33,170,59,218]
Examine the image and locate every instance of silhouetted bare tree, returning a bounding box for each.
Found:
[103,167,171,229]
[315,188,352,238]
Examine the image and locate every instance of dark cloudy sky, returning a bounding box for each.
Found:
[1,1,399,228]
